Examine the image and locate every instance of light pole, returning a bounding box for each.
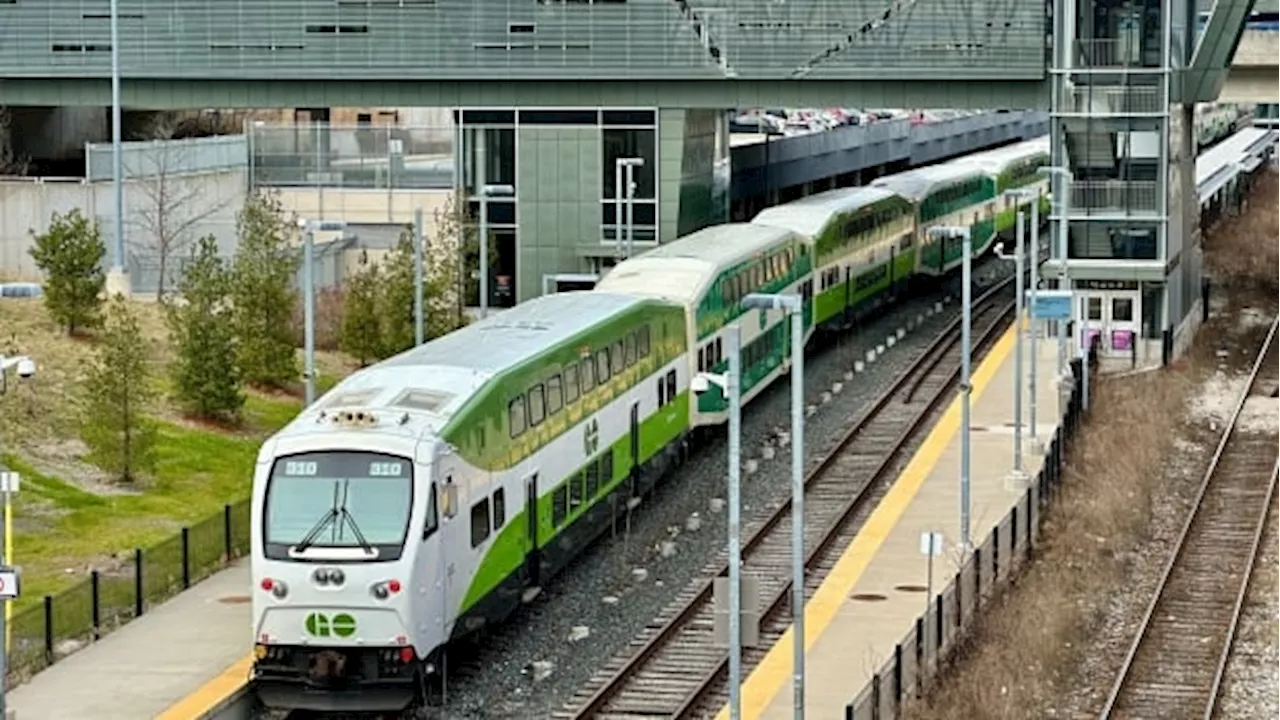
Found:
[109,0,125,282]
[413,208,425,346]
[298,219,347,407]
[1037,165,1074,381]
[477,184,514,319]
[0,354,34,719]
[615,157,644,259]
[741,292,805,720]
[927,227,973,550]
[694,324,743,720]
[992,210,1027,481]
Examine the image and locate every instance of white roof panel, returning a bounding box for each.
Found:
[871,163,985,202]
[751,186,899,237]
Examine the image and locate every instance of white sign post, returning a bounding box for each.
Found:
[919,531,944,654]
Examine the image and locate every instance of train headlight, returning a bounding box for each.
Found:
[370,578,402,600]
[271,580,289,599]
[311,567,345,587]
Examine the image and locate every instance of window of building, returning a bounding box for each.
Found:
[601,128,656,200]
[470,498,490,547]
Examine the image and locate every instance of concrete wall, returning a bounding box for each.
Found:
[0,169,246,282]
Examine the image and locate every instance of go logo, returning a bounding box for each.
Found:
[304,612,357,638]
[583,418,600,456]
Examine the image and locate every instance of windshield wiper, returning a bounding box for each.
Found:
[292,480,376,556]
[292,482,342,553]
[334,479,375,555]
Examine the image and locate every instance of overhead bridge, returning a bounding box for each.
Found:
[0,0,1262,109]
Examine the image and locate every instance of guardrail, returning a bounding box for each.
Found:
[7,498,251,684]
[845,343,1099,719]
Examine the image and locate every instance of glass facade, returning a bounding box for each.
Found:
[455,107,724,304]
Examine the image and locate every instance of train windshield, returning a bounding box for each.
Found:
[263,451,413,562]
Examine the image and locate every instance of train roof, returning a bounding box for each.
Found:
[595,223,795,305]
[291,292,651,422]
[948,137,1050,175]
[750,186,900,237]
[871,163,985,202]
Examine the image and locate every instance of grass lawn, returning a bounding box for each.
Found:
[0,298,352,609]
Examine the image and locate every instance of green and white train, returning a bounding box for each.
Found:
[248,135,1050,712]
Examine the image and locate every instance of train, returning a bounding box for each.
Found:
[247,135,1050,712]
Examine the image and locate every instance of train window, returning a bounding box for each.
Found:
[441,476,458,519]
[600,451,613,487]
[665,369,676,400]
[569,469,583,510]
[422,484,439,540]
[610,342,623,375]
[585,462,599,498]
[552,486,568,527]
[529,385,546,426]
[492,488,506,529]
[470,498,491,548]
[508,396,527,438]
[721,282,732,308]
[715,338,723,365]
[624,333,636,367]
[638,325,651,358]
[581,358,597,392]
[565,364,581,402]
[546,375,564,414]
[697,347,705,372]
[595,349,611,385]
[657,378,666,406]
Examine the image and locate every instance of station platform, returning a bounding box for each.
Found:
[8,561,251,720]
[720,323,1068,720]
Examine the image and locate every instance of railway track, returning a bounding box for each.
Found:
[1098,319,1279,720]
[557,279,1017,720]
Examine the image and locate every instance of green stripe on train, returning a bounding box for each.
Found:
[460,391,691,613]
[439,302,688,473]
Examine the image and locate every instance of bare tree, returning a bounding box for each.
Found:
[0,107,31,176]
[127,117,237,298]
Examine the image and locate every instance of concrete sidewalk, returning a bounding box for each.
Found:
[9,561,251,720]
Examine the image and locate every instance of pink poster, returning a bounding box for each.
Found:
[1112,329,1133,351]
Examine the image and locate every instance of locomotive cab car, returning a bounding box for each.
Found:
[251,291,690,712]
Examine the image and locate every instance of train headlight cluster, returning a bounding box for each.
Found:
[312,567,346,587]
[370,578,402,600]
[260,577,289,599]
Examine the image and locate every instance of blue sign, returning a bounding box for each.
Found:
[1030,290,1073,321]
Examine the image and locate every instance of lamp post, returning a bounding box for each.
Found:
[614,157,644,259]
[1028,190,1041,452]
[993,207,1029,483]
[927,227,973,550]
[414,208,425,346]
[109,0,125,282]
[1037,165,1075,381]
[694,325,743,720]
[477,184,514,319]
[741,292,805,720]
[298,218,347,407]
[0,354,35,719]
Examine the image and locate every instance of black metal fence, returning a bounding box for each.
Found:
[845,347,1097,720]
[7,498,252,682]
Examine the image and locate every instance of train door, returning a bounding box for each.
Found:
[524,474,540,588]
[629,403,640,477]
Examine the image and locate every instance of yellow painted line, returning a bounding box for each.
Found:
[719,324,1018,720]
[154,653,253,720]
